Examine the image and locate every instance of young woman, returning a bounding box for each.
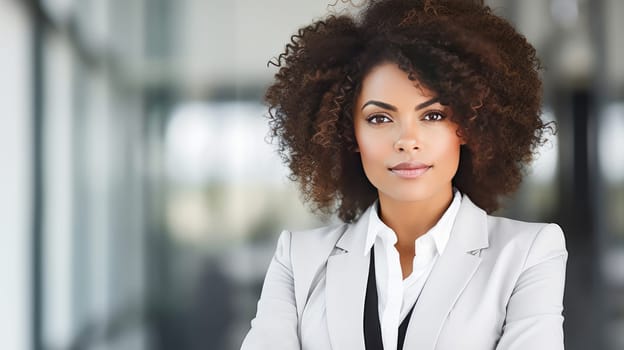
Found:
[242,0,567,349]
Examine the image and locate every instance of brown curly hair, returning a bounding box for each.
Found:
[266,0,552,222]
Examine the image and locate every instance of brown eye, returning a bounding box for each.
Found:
[366,114,392,124]
[423,111,445,121]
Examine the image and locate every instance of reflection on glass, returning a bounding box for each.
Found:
[599,103,624,184]
[164,101,316,245]
[42,31,74,350]
[0,2,32,350]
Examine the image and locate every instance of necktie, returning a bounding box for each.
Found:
[364,248,416,350]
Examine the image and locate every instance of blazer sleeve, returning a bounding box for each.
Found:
[241,230,301,350]
[496,223,568,350]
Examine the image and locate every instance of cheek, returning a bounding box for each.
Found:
[438,137,462,169]
[355,129,388,164]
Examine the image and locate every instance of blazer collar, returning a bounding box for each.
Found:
[325,204,374,349]
[325,195,489,349]
[403,195,489,348]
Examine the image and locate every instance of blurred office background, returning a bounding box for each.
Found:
[1,0,623,349]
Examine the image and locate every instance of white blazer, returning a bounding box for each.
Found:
[241,196,567,350]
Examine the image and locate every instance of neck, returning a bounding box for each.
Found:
[378,187,454,253]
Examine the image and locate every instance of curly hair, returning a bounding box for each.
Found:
[266,0,552,222]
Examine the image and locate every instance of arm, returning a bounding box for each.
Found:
[241,230,301,350]
[496,223,568,350]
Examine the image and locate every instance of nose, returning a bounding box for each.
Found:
[394,123,420,152]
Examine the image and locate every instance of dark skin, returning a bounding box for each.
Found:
[266,0,549,224]
[354,63,463,279]
[380,190,453,278]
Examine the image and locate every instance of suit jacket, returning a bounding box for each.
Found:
[241,196,567,350]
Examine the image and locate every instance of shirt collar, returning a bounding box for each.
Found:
[363,189,462,256]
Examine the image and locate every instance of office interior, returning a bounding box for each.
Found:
[1,0,624,349]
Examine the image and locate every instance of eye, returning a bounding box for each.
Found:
[422,111,446,121]
[366,114,392,124]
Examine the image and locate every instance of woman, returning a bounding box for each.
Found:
[242,0,567,349]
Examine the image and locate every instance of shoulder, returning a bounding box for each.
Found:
[289,222,350,246]
[485,214,567,269]
[279,222,350,262]
[270,222,350,261]
[271,222,352,313]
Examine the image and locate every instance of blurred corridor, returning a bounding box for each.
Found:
[1,0,624,349]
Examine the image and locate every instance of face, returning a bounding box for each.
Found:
[353,62,464,205]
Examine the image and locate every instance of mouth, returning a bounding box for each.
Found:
[389,161,432,178]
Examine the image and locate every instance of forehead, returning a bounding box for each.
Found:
[357,62,435,105]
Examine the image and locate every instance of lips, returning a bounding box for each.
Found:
[389,161,432,178]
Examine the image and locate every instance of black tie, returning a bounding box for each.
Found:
[364,248,416,350]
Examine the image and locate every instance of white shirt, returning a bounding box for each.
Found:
[363,190,462,350]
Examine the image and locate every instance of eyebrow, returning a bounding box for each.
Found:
[361,97,440,112]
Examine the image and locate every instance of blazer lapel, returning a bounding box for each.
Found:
[325,206,374,350]
[403,196,489,349]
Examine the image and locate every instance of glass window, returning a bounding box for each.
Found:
[0,2,32,350]
[42,31,75,350]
